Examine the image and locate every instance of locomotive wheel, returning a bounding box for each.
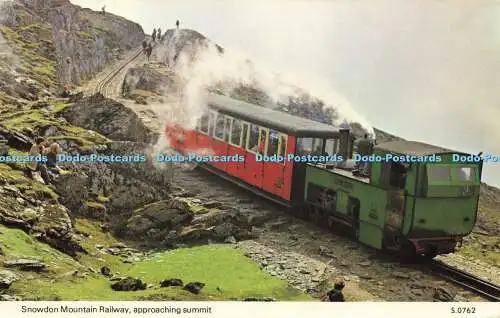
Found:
[423,251,438,260]
[312,208,322,226]
[303,205,311,220]
[354,225,360,240]
[399,240,417,263]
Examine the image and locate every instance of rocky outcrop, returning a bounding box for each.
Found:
[0,177,87,257]
[53,140,173,234]
[1,0,144,86]
[123,66,178,97]
[61,94,157,143]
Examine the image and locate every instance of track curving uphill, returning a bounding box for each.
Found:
[80,39,156,99]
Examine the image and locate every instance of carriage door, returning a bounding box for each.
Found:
[243,124,264,188]
[255,127,268,189]
[263,129,285,197]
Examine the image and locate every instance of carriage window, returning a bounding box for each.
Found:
[199,114,209,134]
[208,112,215,136]
[297,138,323,155]
[279,135,287,156]
[325,138,338,155]
[457,167,475,182]
[268,130,279,156]
[231,119,242,146]
[258,129,268,155]
[224,117,232,142]
[247,124,259,152]
[311,138,324,155]
[214,114,225,139]
[241,123,249,148]
[297,138,313,155]
[428,165,451,182]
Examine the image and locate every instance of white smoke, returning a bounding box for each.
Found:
[152,29,375,150]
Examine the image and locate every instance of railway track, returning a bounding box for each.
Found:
[429,260,500,301]
[86,46,144,97]
[80,38,158,98]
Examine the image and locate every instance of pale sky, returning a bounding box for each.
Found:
[70,0,500,187]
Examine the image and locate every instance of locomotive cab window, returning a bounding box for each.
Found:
[389,162,407,189]
[214,114,225,140]
[427,165,451,182]
[230,119,242,146]
[456,167,476,182]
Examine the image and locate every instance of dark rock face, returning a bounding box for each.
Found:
[433,286,455,302]
[110,277,147,291]
[0,126,32,152]
[53,140,173,236]
[100,266,111,277]
[0,184,86,257]
[160,278,183,287]
[61,94,157,143]
[126,199,194,236]
[3,259,46,272]
[183,281,205,294]
[9,0,145,85]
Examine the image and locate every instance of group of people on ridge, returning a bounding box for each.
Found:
[142,40,153,60]
[152,27,162,42]
[25,137,62,185]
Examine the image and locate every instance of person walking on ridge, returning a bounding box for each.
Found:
[152,28,157,42]
[146,43,152,61]
[44,142,63,175]
[176,20,179,29]
[157,28,162,42]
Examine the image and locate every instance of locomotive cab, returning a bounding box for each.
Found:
[372,141,483,258]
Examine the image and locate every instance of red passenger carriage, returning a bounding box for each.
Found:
[165,93,348,206]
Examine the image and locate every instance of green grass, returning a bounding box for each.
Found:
[3,219,310,301]
[97,195,110,203]
[0,107,111,153]
[458,235,500,267]
[34,65,56,78]
[0,225,81,274]
[0,110,53,129]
